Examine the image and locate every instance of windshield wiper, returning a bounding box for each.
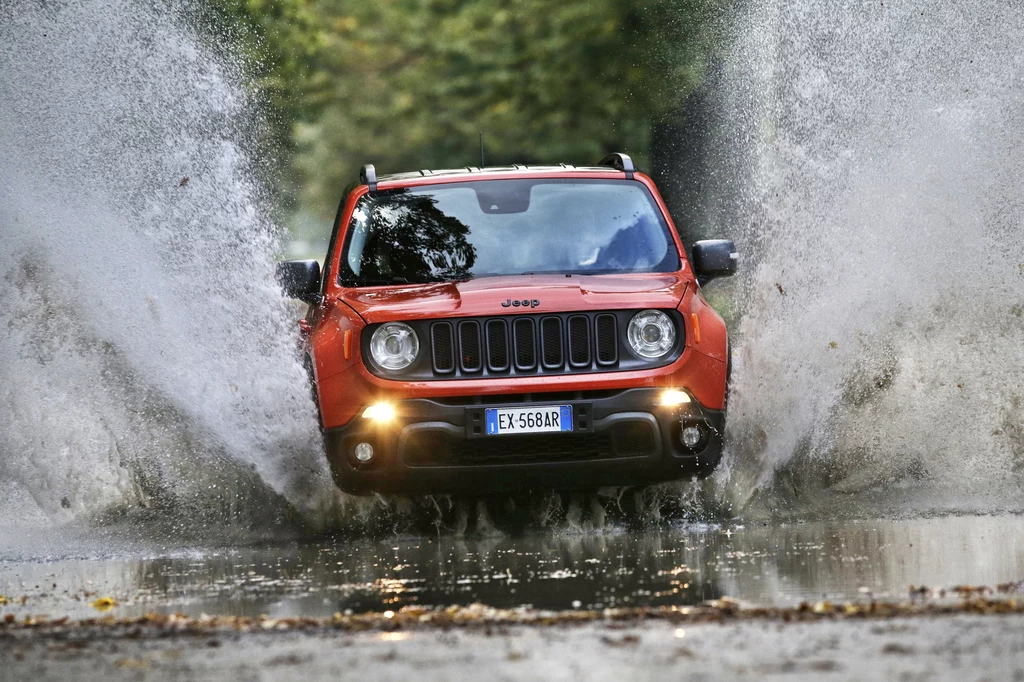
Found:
[341,271,477,286]
[342,275,464,287]
[340,276,411,286]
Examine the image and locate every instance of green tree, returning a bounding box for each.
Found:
[296,0,721,220]
[205,0,326,210]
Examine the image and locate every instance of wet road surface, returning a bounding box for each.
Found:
[1,514,1021,621]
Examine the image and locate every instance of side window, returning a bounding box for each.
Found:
[321,184,360,292]
[345,200,372,277]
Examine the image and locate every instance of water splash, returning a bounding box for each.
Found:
[6,0,1022,540]
[707,0,1024,517]
[0,0,345,534]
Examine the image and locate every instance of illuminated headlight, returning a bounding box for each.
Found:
[362,403,395,421]
[370,322,419,370]
[627,310,676,359]
[660,389,692,407]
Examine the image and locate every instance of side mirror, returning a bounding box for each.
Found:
[276,260,322,304]
[691,240,738,285]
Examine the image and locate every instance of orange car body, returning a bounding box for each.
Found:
[283,161,733,495]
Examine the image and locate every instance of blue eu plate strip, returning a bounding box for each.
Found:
[560,405,572,430]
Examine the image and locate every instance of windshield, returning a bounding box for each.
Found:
[338,179,679,284]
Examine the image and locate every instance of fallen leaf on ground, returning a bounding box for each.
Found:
[91,597,117,612]
[115,658,150,670]
[600,634,641,647]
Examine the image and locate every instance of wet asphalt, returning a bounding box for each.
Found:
[1,514,1021,621]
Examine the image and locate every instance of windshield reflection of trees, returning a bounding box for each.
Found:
[362,193,476,282]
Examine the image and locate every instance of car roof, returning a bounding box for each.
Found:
[376,164,622,183]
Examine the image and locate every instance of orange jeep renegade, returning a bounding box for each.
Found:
[278,154,736,496]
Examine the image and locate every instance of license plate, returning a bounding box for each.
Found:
[485,405,573,435]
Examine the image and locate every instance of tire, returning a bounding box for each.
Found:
[303,355,325,433]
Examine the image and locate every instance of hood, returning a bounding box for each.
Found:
[338,273,689,324]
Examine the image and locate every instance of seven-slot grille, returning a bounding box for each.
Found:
[431,313,620,377]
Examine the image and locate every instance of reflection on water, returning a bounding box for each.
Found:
[1,514,1021,620]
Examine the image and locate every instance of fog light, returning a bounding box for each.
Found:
[681,426,703,448]
[362,403,395,421]
[660,389,692,407]
[354,442,374,463]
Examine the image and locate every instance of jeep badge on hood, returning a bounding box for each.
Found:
[502,298,540,308]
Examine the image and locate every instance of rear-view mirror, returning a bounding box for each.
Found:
[276,260,322,304]
[691,240,738,285]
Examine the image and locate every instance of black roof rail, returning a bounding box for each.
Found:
[598,153,635,180]
[360,164,378,192]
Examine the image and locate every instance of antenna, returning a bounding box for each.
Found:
[479,133,485,167]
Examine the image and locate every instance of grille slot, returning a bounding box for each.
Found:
[513,318,537,370]
[568,315,591,367]
[431,323,455,373]
[540,317,563,368]
[595,314,618,366]
[458,321,482,372]
[485,319,509,371]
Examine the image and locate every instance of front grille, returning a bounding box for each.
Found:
[429,312,634,378]
[421,309,671,376]
[362,310,683,381]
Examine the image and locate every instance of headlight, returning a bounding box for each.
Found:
[627,310,676,359]
[370,322,419,370]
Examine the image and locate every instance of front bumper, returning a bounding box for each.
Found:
[323,388,724,496]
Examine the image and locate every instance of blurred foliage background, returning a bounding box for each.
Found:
[210,0,725,254]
